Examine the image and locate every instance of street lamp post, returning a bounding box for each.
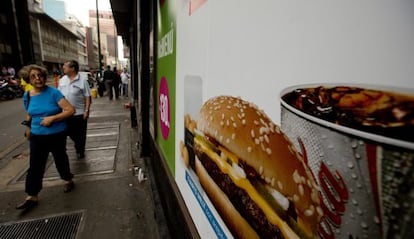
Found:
[96,0,102,76]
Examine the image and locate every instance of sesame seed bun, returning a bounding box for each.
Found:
[197,95,323,237]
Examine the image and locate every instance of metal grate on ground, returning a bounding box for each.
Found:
[0,210,84,239]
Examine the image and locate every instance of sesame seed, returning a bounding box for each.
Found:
[226,138,230,144]
[275,126,280,134]
[247,146,252,153]
[271,177,275,187]
[231,133,236,140]
[259,166,264,175]
[233,122,237,128]
[278,181,283,190]
[293,170,301,184]
[259,127,266,135]
[260,118,266,126]
[255,138,260,145]
[242,119,246,125]
[304,208,314,217]
[264,135,269,143]
[307,179,313,188]
[293,194,299,202]
[251,130,255,138]
[316,206,323,216]
[299,184,304,196]
[221,113,225,119]
[266,148,272,155]
[311,189,319,204]
[301,176,306,184]
[220,121,224,126]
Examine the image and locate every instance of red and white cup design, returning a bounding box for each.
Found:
[281,94,414,239]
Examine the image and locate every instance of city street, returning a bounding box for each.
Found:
[0,97,27,166]
[0,96,169,239]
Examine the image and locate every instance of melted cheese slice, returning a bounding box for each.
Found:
[195,137,299,239]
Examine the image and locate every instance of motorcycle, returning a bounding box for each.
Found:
[0,81,16,100]
[0,76,24,100]
[7,77,24,98]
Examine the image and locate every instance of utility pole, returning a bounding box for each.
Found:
[96,0,102,76]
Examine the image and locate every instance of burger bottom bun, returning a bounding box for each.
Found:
[195,157,260,239]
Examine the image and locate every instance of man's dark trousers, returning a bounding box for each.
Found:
[66,115,87,156]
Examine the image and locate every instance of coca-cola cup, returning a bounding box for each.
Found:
[280,84,414,239]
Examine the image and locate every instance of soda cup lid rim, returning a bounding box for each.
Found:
[280,83,414,150]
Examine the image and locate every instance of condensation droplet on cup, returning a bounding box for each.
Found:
[351,141,358,148]
[357,208,363,215]
[352,198,358,206]
[319,152,324,157]
[356,182,362,188]
[374,216,380,224]
[351,173,358,179]
[328,144,334,149]
[361,222,368,229]
[349,188,354,193]
[354,153,361,159]
[350,213,355,218]
[348,161,354,169]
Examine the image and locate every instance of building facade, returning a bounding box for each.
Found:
[89,9,118,68]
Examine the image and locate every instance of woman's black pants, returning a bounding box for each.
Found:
[26,131,73,196]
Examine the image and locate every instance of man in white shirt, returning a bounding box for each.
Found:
[120,68,130,97]
[58,60,91,159]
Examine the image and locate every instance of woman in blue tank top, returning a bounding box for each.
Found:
[16,64,76,210]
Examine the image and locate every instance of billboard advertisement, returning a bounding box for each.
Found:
[156,0,176,172]
[156,0,414,238]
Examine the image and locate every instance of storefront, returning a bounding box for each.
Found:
[111,1,414,238]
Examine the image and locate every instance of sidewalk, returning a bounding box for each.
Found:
[0,95,170,239]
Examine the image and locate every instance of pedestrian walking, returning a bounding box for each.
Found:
[103,65,119,100]
[17,64,75,210]
[59,60,92,159]
[120,68,130,97]
[17,64,34,92]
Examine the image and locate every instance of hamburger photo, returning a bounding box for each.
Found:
[184,96,324,239]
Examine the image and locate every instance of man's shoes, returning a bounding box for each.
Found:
[63,180,75,193]
[77,152,85,159]
[16,199,38,210]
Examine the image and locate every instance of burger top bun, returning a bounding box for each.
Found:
[197,95,323,236]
